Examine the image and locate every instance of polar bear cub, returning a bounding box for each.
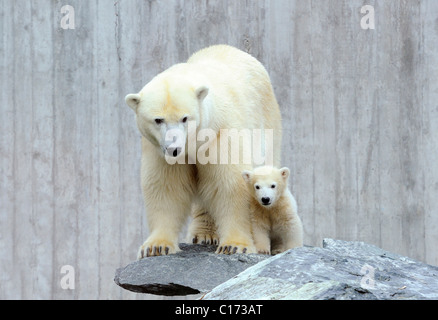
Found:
[242,166,303,255]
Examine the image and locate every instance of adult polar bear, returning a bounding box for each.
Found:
[125,45,282,258]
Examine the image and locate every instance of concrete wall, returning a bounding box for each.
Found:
[1,0,437,299]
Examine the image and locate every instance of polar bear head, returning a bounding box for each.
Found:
[125,68,209,160]
[242,166,290,208]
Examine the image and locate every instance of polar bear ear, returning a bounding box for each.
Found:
[195,86,209,102]
[125,93,142,111]
[242,170,253,183]
[280,167,290,180]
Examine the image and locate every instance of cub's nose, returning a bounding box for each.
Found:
[261,197,271,205]
[166,147,182,157]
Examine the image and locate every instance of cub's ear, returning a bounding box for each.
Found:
[280,167,290,180]
[125,93,141,111]
[242,170,253,183]
[195,86,209,102]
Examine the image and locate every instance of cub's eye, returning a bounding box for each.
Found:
[182,116,188,123]
[155,118,164,125]
[271,184,276,189]
[255,185,260,190]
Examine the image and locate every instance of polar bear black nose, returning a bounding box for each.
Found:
[261,197,270,205]
[166,147,182,157]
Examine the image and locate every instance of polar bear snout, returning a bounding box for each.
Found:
[162,126,186,158]
[261,197,271,205]
[166,147,182,158]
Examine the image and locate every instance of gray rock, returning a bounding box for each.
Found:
[114,243,268,296]
[203,238,438,300]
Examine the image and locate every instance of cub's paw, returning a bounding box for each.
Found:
[216,242,256,255]
[271,248,286,255]
[191,232,219,246]
[137,239,180,259]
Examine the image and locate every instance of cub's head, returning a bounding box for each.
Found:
[242,166,290,208]
[125,68,209,161]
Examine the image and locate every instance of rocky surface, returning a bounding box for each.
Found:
[203,239,438,300]
[115,239,438,299]
[114,243,268,296]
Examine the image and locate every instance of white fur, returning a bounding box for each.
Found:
[125,45,282,258]
[242,166,303,255]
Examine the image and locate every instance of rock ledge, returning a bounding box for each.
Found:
[115,239,438,299]
[203,238,438,300]
[114,243,268,296]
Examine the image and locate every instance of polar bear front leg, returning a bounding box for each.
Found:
[137,142,196,259]
[188,203,219,245]
[138,184,193,258]
[137,197,189,259]
[252,221,271,255]
[214,198,256,254]
[138,197,190,258]
[199,165,256,254]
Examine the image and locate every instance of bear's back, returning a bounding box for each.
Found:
[187,45,269,81]
[187,44,254,65]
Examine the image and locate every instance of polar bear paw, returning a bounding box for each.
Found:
[257,248,271,255]
[137,238,180,259]
[216,242,256,255]
[188,211,219,245]
[271,248,286,255]
[191,232,219,245]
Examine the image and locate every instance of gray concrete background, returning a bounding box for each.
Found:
[1,0,437,299]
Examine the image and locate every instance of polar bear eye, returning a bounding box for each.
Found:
[271,184,276,189]
[154,118,164,125]
[181,116,188,123]
[255,185,260,190]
